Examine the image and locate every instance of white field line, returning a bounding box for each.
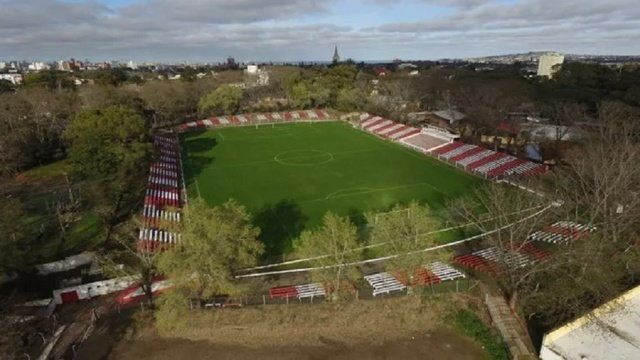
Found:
[496,179,546,197]
[237,204,547,274]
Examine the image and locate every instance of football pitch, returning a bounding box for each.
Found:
[181,121,484,255]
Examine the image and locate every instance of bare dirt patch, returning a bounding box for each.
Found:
[95,295,488,360]
[108,328,485,360]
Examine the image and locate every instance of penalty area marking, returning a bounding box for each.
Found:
[300,181,440,204]
[324,187,375,200]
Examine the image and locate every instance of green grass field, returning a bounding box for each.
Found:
[181,121,484,256]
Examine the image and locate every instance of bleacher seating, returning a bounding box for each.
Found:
[400,133,449,153]
[377,123,405,136]
[368,120,395,132]
[389,126,421,140]
[178,110,330,132]
[359,115,424,141]
[465,152,505,171]
[513,243,550,261]
[427,138,547,178]
[528,221,596,244]
[364,272,407,296]
[361,116,384,128]
[456,149,494,167]
[431,141,465,156]
[413,261,466,286]
[269,283,326,300]
[472,153,513,176]
[454,241,554,274]
[440,144,478,160]
[295,283,326,299]
[449,146,485,163]
[269,285,298,299]
[138,133,185,252]
[453,254,501,275]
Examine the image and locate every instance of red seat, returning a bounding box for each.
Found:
[466,152,504,171]
[413,267,441,286]
[269,286,298,299]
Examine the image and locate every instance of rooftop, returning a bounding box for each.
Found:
[540,285,640,360]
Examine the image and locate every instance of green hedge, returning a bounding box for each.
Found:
[453,309,509,360]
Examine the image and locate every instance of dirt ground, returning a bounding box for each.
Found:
[106,328,486,360]
[78,295,488,360]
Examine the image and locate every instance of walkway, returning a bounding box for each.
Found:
[483,290,536,359]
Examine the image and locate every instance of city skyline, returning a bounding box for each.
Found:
[2,0,639,62]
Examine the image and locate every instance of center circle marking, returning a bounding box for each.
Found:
[274,149,334,166]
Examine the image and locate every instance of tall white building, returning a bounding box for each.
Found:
[28,62,49,71]
[537,52,564,78]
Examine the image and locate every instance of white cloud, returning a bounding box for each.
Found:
[0,0,639,61]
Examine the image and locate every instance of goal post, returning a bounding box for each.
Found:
[255,123,276,129]
[374,207,410,224]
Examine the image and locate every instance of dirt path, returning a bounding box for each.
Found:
[106,328,486,360]
[77,296,489,360]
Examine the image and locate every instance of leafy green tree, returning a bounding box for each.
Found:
[157,198,263,299]
[0,88,79,175]
[336,87,367,112]
[91,68,129,86]
[63,105,149,179]
[366,202,444,273]
[63,106,152,238]
[197,84,244,116]
[287,80,313,108]
[296,212,362,300]
[322,64,359,92]
[22,70,74,90]
[180,66,197,82]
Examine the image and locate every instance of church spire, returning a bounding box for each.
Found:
[332,44,340,64]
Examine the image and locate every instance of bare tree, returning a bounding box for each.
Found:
[538,101,587,161]
[450,183,555,308]
[99,217,164,307]
[0,293,25,360]
[452,102,640,327]
[453,83,528,144]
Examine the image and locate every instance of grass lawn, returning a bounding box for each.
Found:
[181,121,484,257]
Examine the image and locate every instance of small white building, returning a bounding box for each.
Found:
[0,73,23,85]
[537,52,564,78]
[246,64,259,74]
[540,285,640,360]
[244,64,269,86]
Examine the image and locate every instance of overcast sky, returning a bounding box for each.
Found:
[1,0,638,62]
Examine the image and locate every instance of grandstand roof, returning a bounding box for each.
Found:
[540,285,640,360]
[432,109,466,124]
